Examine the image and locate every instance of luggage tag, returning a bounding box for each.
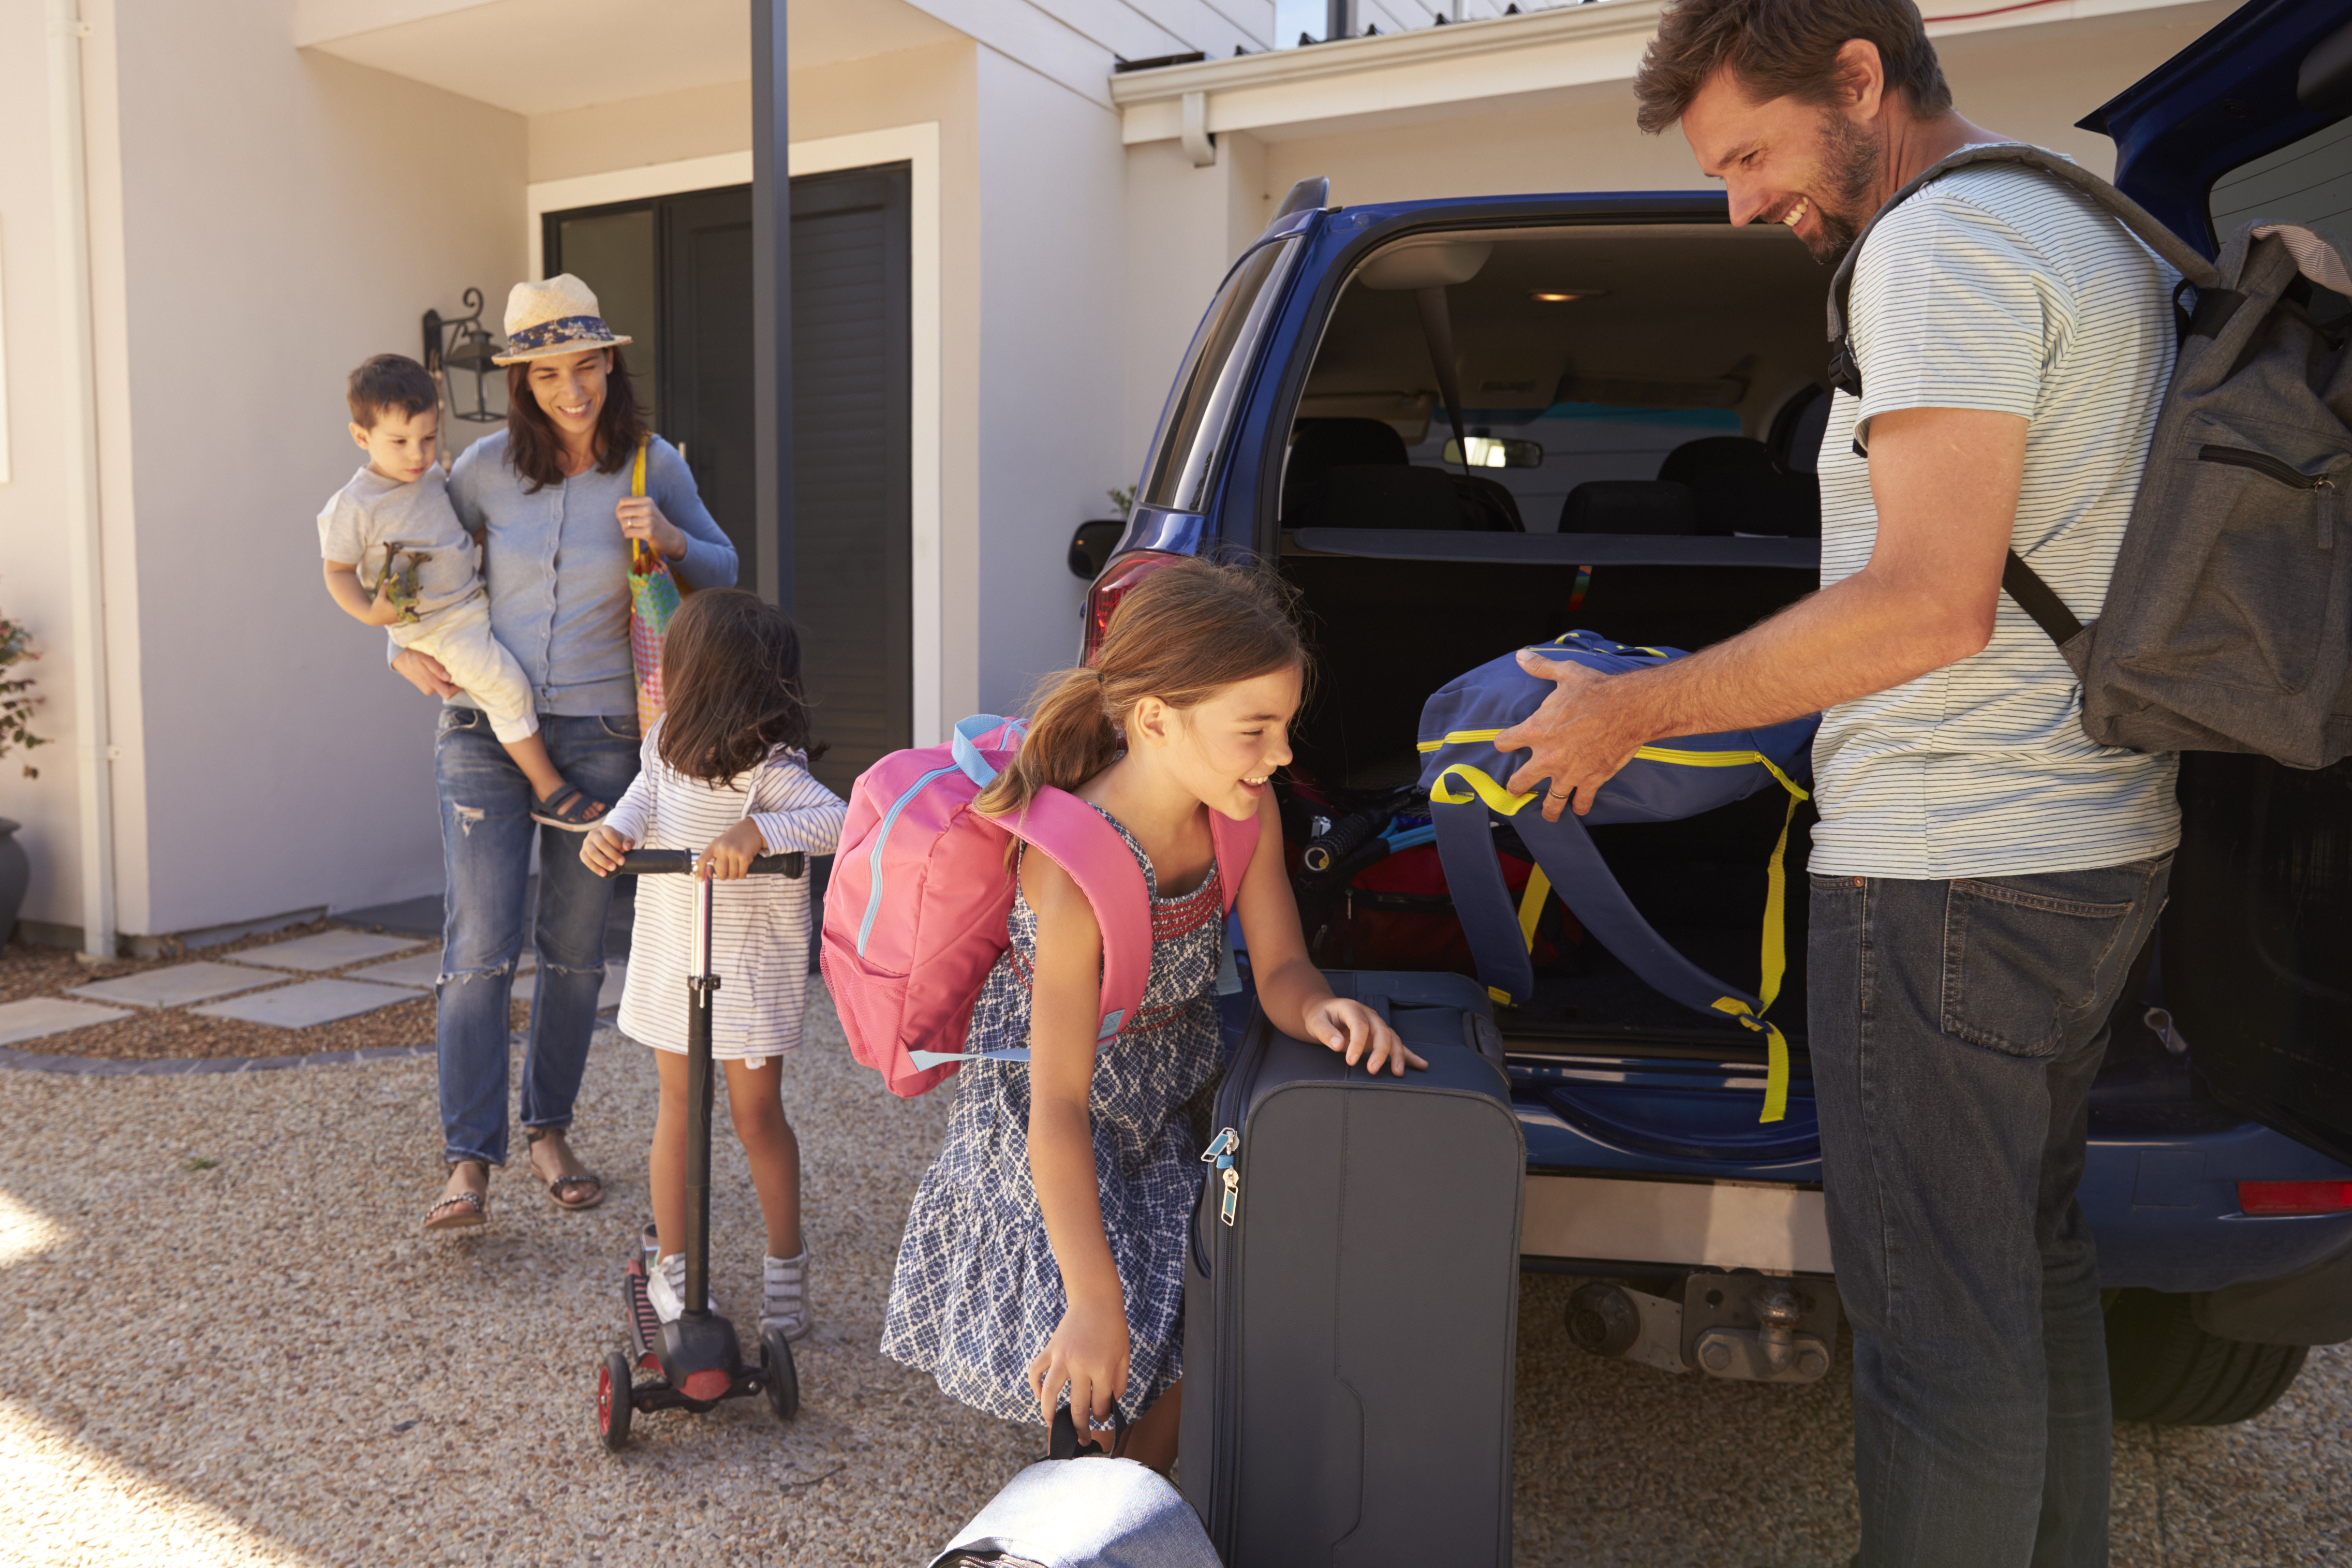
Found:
[1201,1127,1240,1226]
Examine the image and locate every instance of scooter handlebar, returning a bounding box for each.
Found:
[612,849,806,878]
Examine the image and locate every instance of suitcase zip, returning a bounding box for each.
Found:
[1202,1126,1241,1226]
[1201,1010,1273,1559]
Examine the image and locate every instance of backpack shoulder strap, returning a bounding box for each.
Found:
[1001,790,1155,1043]
[1207,808,1262,916]
[1826,142,2220,393]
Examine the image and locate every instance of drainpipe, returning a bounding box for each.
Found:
[46,0,115,960]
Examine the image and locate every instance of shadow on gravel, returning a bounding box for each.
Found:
[0,989,2345,1566]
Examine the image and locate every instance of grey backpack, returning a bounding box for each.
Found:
[1827,142,2352,770]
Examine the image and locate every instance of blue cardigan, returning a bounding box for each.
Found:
[443,432,738,720]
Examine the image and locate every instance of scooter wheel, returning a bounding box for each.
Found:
[598,1351,633,1451]
[761,1326,800,1423]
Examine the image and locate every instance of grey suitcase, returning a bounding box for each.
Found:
[1178,970,1525,1566]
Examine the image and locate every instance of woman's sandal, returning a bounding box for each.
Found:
[525,1126,605,1211]
[530,782,610,832]
[424,1160,490,1232]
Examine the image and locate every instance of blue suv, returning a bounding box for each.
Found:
[1080,0,2352,1424]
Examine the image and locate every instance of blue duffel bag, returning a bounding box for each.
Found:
[1417,630,1819,1122]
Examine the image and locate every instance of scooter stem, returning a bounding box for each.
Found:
[683,865,719,1322]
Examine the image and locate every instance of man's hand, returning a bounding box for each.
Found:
[391,647,460,699]
[581,824,635,878]
[1494,653,1646,822]
[696,819,767,881]
[617,495,688,560]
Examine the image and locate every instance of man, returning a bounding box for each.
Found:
[1492,2,2179,1562]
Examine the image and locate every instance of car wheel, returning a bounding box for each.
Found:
[2105,1288,2309,1426]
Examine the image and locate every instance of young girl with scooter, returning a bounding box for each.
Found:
[881,559,1422,1470]
[582,589,844,1339]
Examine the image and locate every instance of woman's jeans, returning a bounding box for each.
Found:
[1809,856,2170,1568]
[434,707,641,1167]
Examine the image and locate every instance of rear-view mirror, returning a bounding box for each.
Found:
[1444,436,1543,469]
[1069,519,1126,581]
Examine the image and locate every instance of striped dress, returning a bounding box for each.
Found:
[606,724,845,1060]
[880,806,1226,1427]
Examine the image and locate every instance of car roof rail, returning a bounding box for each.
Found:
[1270,176,1329,224]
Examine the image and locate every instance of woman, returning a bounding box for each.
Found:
[396,274,738,1230]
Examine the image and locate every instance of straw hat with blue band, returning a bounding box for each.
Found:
[491,274,633,365]
[1417,631,1819,1123]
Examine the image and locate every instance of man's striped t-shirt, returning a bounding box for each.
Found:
[1809,160,2182,880]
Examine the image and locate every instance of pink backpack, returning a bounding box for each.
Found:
[821,715,1261,1097]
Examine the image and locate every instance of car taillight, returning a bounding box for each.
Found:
[2237,1180,2352,1216]
[1083,551,1184,665]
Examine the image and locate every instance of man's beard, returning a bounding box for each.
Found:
[1803,109,1882,264]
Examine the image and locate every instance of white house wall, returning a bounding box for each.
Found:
[972,43,1130,711]
[0,0,131,945]
[102,4,526,941]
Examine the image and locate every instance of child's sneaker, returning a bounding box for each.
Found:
[645,1252,714,1324]
[761,1247,812,1341]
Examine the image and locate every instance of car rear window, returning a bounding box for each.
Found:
[2211,116,2352,236]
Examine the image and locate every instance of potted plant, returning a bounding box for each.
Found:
[0,613,48,946]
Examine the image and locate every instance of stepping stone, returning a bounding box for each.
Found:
[512,960,627,1012]
[67,961,279,1009]
[191,978,421,1028]
[0,996,134,1046]
[350,950,534,989]
[224,929,425,973]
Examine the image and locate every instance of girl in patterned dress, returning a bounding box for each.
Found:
[882,559,1425,1470]
[581,590,845,1338]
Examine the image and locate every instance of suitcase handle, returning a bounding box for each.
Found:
[1049,1400,1127,1459]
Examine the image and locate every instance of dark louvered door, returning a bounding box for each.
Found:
[551,167,912,799]
[787,164,913,796]
[661,188,758,589]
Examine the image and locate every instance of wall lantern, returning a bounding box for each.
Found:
[422,288,504,424]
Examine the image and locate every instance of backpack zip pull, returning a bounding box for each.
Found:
[2198,445,2338,550]
[1202,1127,1241,1225]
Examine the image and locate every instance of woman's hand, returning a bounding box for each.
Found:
[392,647,460,699]
[581,825,634,878]
[1304,997,1426,1076]
[696,819,766,881]
[616,495,687,561]
[1029,1291,1131,1443]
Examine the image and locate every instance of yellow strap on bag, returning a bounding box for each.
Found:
[1429,754,1808,1122]
[628,437,651,571]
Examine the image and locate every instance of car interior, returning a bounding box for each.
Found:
[1274,222,1837,1051]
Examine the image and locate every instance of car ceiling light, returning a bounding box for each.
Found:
[1530,290,1604,303]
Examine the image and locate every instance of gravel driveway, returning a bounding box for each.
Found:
[1,992,2343,1566]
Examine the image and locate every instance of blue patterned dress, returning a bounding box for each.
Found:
[881,805,1226,1426]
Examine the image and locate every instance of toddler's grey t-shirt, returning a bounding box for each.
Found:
[316,464,482,617]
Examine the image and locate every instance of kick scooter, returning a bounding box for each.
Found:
[596,848,805,1451]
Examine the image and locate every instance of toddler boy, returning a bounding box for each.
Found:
[320,354,607,829]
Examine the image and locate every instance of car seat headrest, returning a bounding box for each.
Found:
[1656,436,1777,487]
[1288,418,1410,486]
[1557,481,1700,536]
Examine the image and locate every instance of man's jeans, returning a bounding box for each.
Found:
[434,708,641,1168]
[1809,856,2171,1568]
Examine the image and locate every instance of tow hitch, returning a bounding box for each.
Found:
[1565,1271,1841,1384]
